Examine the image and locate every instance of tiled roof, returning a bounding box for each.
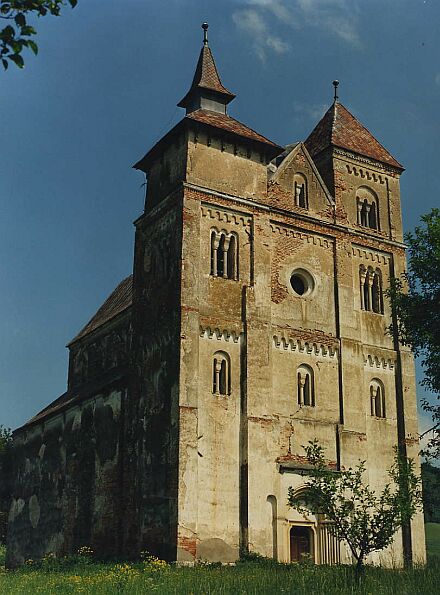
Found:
[304,101,403,170]
[186,109,282,149]
[69,275,133,344]
[178,45,235,107]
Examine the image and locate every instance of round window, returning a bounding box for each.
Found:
[289,269,315,297]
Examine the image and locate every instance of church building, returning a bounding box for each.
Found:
[7,24,426,567]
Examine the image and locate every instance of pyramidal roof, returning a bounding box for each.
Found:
[178,31,235,109]
[178,45,235,107]
[304,101,403,170]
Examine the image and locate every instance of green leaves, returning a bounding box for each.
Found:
[0,1,78,70]
[9,51,23,66]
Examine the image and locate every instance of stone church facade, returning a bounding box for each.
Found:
[7,26,426,567]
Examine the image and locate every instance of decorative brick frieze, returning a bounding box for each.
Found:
[363,353,395,370]
[345,164,386,184]
[201,203,252,228]
[351,245,391,265]
[270,222,332,249]
[272,333,338,358]
[199,325,242,343]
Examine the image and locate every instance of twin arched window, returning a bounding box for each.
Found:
[359,266,384,314]
[210,229,238,280]
[294,173,308,209]
[297,364,315,407]
[370,379,385,418]
[212,351,231,395]
[357,187,379,230]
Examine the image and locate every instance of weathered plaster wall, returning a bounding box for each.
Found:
[175,133,425,568]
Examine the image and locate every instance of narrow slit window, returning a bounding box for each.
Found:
[294,174,308,209]
[370,380,385,418]
[297,364,315,407]
[213,351,231,396]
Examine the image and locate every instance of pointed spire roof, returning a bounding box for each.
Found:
[178,23,235,112]
[305,101,403,170]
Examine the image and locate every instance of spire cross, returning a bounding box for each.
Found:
[333,80,339,102]
[202,22,209,46]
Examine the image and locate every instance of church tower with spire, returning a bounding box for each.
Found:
[7,25,425,568]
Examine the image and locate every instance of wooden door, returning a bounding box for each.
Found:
[290,526,313,562]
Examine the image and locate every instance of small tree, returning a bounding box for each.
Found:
[288,440,422,581]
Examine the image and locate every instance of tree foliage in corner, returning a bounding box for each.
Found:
[0,0,77,69]
[387,209,440,459]
[288,440,422,580]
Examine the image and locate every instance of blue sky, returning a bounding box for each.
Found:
[0,0,438,433]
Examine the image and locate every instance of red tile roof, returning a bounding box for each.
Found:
[186,109,282,149]
[70,275,133,344]
[305,101,403,170]
[178,46,235,107]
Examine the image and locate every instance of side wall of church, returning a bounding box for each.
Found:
[67,316,132,390]
[7,386,126,567]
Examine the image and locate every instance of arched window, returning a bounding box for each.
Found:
[371,269,384,314]
[370,379,385,418]
[356,187,379,230]
[210,229,239,280]
[359,266,384,314]
[213,351,231,395]
[297,364,314,407]
[294,173,308,209]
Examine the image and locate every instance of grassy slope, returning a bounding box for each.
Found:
[0,526,439,595]
[0,558,439,595]
[426,522,440,556]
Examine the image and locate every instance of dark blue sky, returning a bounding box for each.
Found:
[0,0,438,432]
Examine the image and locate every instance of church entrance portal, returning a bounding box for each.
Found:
[290,526,314,563]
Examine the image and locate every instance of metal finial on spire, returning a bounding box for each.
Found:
[332,80,339,102]
[202,22,209,46]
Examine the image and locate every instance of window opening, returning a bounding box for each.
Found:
[357,189,379,230]
[294,174,308,209]
[213,351,230,395]
[297,365,315,407]
[210,229,239,280]
[370,380,385,418]
[360,266,384,314]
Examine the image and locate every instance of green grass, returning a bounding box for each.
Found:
[0,535,439,595]
[0,555,439,595]
[426,522,440,556]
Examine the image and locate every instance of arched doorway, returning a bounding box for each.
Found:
[290,526,314,562]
